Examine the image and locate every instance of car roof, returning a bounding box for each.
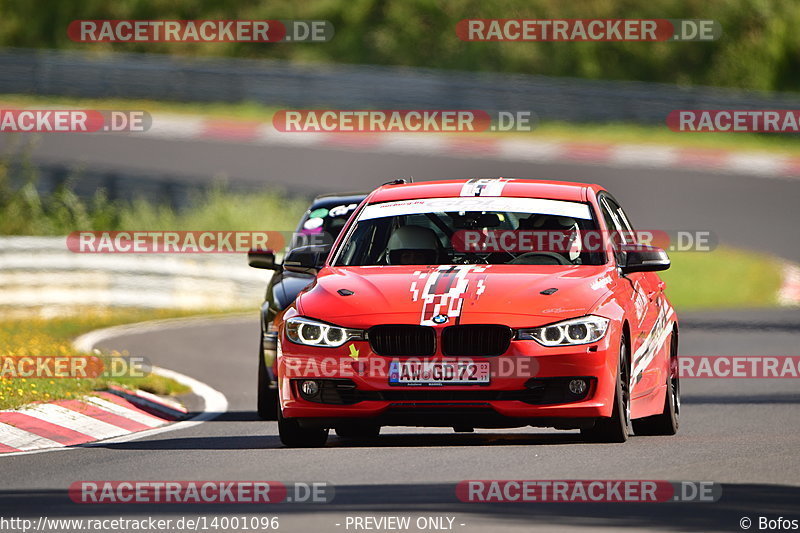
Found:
[368,178,602,203]
[308,193,368,210]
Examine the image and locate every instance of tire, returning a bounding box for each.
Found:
[277,401,329,448]
[335,423,381,440]
[581,334,631,443]
[257,339,278,420]
[633,333,680,436]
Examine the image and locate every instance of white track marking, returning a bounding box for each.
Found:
[610,145,678,167]
[498,139,562,161]
[19,404,129,440]
[779,263,800,306]
[728,153,787,177]
[0,424,64,451]
[82,396,167,428]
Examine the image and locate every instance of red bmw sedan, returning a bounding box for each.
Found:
[273,178,679,447]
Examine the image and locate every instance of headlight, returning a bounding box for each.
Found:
[517,315,610,346]
[285,317,364,348]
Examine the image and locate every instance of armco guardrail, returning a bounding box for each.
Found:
[2,48,800,124]
[3,162,263,209]
[0,237,268,310]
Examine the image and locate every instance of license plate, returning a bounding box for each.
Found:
[388,360,490,386]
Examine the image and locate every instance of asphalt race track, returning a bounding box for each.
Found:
[1,135,799,532]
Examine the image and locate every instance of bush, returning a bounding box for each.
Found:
[0,0,798,91]
[0,161,308,235]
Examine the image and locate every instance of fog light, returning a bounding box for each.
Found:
[568,379,588,396]
[301,380,320,396]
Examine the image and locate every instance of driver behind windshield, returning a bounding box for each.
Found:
[334,201,604,267]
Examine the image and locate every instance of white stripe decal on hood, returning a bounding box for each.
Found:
[460,178,513,197]
[410,265,490,326]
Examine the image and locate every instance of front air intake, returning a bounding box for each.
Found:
[368,325,435,356]
[441,325,513,356]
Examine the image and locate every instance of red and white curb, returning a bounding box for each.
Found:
[139,113,800,180]
[105,383,187,419]
[779,264,800,306]
[0,315,231,457]
[0,390,183,453]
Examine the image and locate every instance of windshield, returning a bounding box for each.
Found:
[334,197,605,266]
[292,200,361,249]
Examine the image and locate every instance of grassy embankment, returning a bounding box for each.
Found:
[0,309,211,410]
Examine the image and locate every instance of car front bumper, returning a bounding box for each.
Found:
[277,332,620,428]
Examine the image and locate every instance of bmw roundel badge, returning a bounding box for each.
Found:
[432,314,448,324]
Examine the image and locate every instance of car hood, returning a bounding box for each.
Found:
[296,264,614,328]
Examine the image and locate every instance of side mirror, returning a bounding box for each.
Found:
[618,244,670,274]
[283,245,330,275]
[247,249,279,270]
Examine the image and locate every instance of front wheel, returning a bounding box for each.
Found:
[277,401,329,448]
[257,339,278,420]
[581,334,631,443]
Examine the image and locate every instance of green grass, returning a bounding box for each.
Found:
[3,93,800,155]
[0,308,248,410]
[662,247,785,310]
[0,167,309,235]
[0,94,282,121]
[116,186,307,232]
